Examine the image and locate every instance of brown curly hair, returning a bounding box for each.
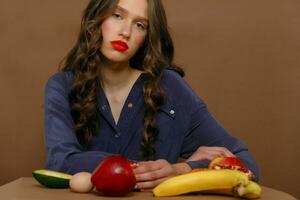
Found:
[60,0,184,160]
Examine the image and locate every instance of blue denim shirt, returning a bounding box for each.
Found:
[44,69,259,181]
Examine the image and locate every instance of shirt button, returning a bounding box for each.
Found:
[170,110,175,115]
[114,134,120,138]
[101,105,106,110]
[128,103,133,108]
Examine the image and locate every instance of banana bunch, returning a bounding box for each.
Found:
[153,169,261,199]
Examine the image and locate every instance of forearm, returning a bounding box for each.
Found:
[46,150,113,174]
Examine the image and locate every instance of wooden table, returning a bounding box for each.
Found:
[0,177,297,200]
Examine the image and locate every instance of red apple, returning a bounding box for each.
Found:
[91,155,136,196]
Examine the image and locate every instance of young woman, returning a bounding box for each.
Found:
[44,0,259,190]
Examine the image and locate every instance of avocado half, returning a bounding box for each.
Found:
[32,169,72,188]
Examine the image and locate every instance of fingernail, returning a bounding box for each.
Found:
[130,161,140,168]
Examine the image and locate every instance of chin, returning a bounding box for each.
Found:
[106,56,130,63]
[104,52,135,64]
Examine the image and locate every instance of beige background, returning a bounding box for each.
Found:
[0,0,299,198]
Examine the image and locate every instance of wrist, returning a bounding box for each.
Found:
[173,162,192,175]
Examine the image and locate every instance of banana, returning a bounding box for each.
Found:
[238,181,262,199]
[153,169,249,197]
[153,169,261,199]
[201,180,261,199]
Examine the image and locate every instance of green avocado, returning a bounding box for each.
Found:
[32,169,73,188]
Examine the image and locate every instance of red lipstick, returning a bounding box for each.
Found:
[111,40,128,52]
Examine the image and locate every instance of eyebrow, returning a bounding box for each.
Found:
[116,5,148,23]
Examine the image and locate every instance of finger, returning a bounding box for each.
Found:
[205,147,235,158]
[138,161,151,165]
[186,154,205,161]
[129,160,139,169]
[218,147,235,157]
[195,147,227,158]
[197,146,225,152]
[135,160,174,182]
[140,188,153,192]
[133,160,165,174]
[135,168,166,182]
[133,161,155,174]
[189,152,218,161]
[203,147,235,157]
[199,147,235,158]
[136,177,170,189]
[186,149,226,161]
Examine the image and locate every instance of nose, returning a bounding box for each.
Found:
[119,22,131,39]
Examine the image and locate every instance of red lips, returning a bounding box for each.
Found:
[111,40,128,52]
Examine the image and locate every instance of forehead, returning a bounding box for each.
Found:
[117,0,148,19]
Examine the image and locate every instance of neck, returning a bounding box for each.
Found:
[99,61,141,93]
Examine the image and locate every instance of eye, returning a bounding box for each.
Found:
[136,22,146,30]
[112,13,123,20]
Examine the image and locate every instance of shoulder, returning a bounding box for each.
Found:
[161,69,183,83]
[160,69,188,95]
[160,69,206,109]
[161,69,193,93]
[45,71,74,104]
[45,71,74,92]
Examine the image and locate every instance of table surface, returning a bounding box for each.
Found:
[0,177,297,200]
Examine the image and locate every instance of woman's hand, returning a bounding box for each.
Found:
[186,146,235,162]
[133,159,191,190]
[132,147,234,190]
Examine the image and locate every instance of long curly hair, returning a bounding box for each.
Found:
[60,0,184,159]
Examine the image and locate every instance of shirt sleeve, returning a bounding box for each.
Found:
[180,103,260,182]
[44,73,112,174]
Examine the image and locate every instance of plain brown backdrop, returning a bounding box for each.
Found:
[0,0,299,198]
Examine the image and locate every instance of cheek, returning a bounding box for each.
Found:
[101,20,115,41]
[132,33,147,47]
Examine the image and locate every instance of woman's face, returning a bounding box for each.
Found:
[100,0,148,64]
